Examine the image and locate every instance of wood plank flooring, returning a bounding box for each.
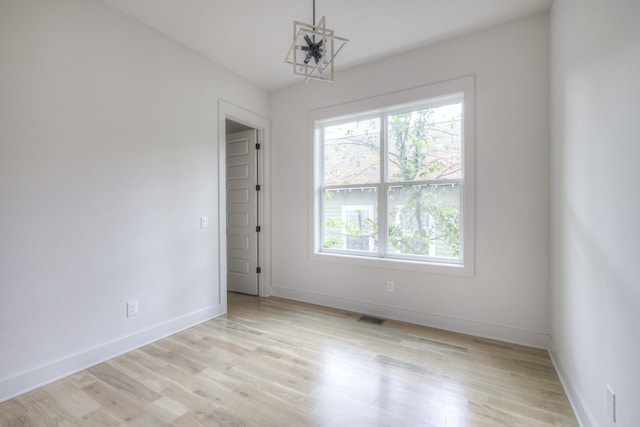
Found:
[0,293,578,426]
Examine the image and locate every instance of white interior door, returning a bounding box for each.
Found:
[226,130,259,295]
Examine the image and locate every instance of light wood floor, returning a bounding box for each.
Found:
[1,293,577,426]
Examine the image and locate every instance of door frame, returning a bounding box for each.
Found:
[218,100,271,301]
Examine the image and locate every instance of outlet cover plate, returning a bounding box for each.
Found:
[127,300,138,317]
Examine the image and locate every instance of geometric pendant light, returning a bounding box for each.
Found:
[284,0,348,83]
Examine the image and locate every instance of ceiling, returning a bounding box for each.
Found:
[100,0,552,91]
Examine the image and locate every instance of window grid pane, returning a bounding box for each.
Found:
[323,118,380,186]
[387,183,461,260]
[322,187,378,253]
[387,103,462,183]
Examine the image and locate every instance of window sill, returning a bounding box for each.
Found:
[311,251,474,277]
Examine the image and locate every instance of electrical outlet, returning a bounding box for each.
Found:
[200,216,208,229]
[606,385,616,422]
[386,281,394,292]
[127,300,138,317]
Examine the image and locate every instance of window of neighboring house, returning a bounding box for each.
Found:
[340,205,375,251]
[311,76,475,275]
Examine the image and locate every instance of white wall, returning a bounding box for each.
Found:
[0,0,268,401]
[549,1,640,425]
[270,14,550,347]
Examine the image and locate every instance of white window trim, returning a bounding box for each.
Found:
[308,76,475,277]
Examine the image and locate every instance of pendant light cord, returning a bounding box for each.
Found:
[312,0,316,39]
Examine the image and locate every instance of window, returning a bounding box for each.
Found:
[311,77,475,275]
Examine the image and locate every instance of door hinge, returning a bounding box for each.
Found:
[255,184,261,191]
[255,143,261,150]
[256,267,261,274]
[256,225,261,232]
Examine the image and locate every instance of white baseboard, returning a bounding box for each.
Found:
[0,304,226,403]
[271,286,549,349]
[546,337,596,427]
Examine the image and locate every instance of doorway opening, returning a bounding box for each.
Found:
[218,100,270,301]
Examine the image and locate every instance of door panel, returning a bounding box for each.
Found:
[226,130,258,295]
